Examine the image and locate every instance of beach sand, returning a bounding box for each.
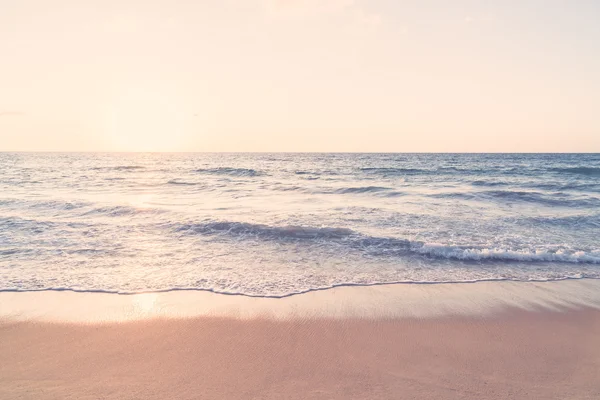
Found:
[1,281,600,399]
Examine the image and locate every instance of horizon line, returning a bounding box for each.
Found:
[0,151,599,155]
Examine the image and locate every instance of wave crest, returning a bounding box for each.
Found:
[176,221,354,239]
[174,220,600,264]
[335,186,391,194]
[550,167,600,177]
[81,205,164,217]
[416,243,600,264]
[167,179,198,186]
[195,167,263,177]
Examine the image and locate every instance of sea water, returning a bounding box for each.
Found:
[1,153,599,297]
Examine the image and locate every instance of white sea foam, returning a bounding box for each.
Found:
[415,243,600,264]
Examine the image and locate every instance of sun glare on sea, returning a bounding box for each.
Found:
[129,194,155,209]
[105,88,192,152]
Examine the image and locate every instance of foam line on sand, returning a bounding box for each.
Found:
[1,279,600,322]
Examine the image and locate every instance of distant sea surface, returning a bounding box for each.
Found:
[1,153,599,297]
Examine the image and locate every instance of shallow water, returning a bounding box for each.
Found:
[1,153,599,296]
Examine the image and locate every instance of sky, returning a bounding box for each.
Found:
[1,0,599,152]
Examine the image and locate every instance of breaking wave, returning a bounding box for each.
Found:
[176,221,354,239]
[174,220,600,264]
[415,243,600,264]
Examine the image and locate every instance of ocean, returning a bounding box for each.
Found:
[1,153,599,297]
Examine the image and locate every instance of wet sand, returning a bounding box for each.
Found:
[2,307,599,400]
[3,279,600,322]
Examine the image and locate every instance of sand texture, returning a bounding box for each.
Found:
[1,308,599,400]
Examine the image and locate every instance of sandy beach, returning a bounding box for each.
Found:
[2,309,600,400]
[2,281,600,400]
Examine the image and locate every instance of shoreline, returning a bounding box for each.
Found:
[1,278,600,322]
[2,275,598,297]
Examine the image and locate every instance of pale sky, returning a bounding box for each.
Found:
[1,0,599,152]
